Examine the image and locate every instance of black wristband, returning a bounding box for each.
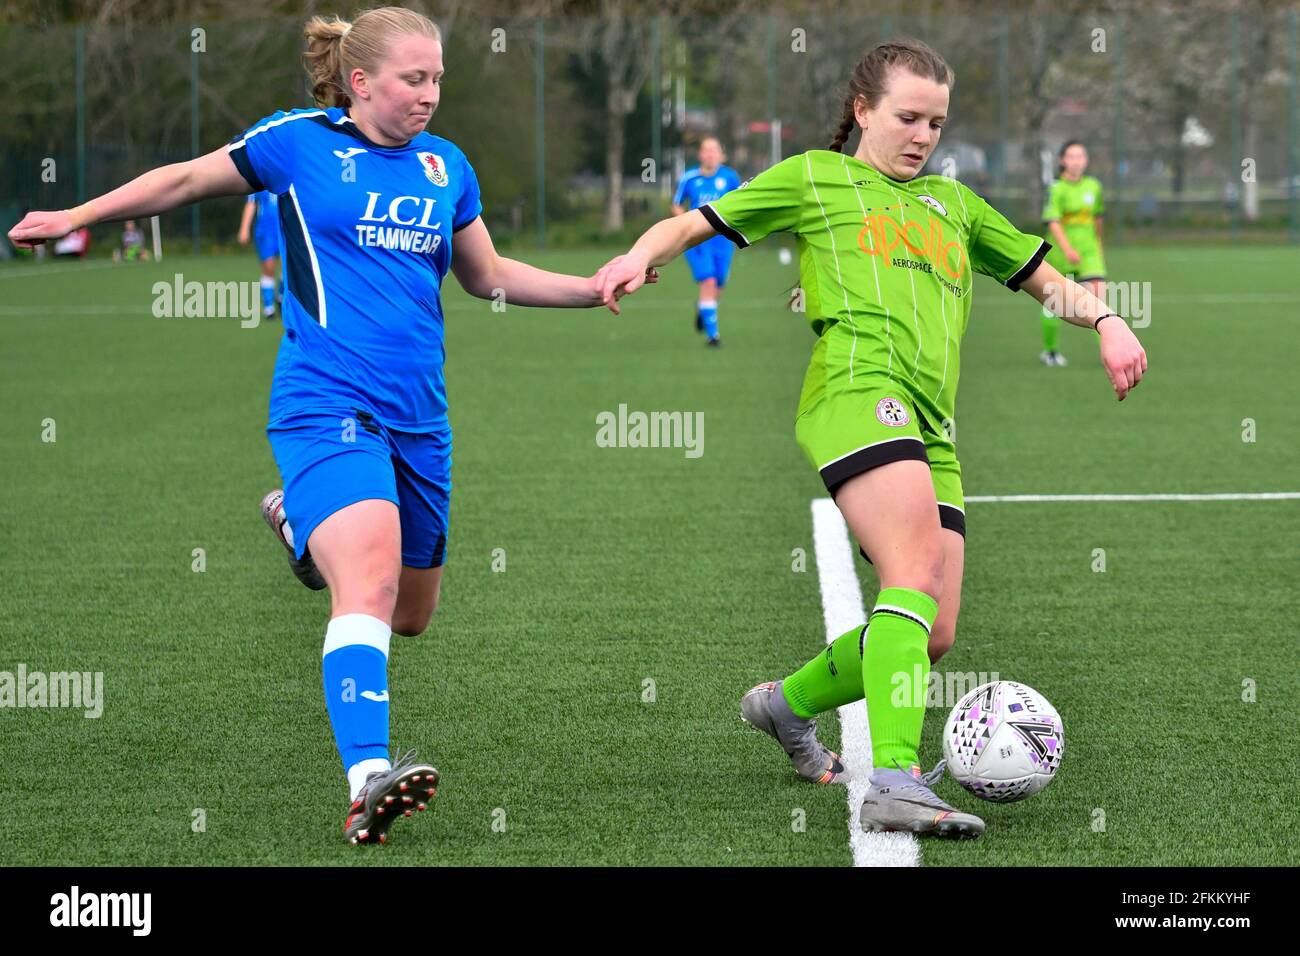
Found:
[1093,313,1120,331]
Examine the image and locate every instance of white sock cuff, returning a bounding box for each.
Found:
[260,275,276,288]
[323,613,392,659]
[347,757,391,801]
[871,603,933,635]
[698,299,718,309]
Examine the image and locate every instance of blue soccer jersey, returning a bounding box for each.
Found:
[673,164,741,210]
[227,107,482,430]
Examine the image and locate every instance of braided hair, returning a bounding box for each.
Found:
[827,38,954,152]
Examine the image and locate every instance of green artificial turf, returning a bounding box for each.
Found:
[1,242,1295,865]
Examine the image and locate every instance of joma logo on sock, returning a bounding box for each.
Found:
[0,665,103,718]
[49,886,151,936]
[595,404,705,459]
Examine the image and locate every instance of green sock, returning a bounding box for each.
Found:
[782,624,867,718]
[862,586,938,770]
[1041,311,1060,351]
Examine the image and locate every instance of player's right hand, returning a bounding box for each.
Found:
[1065,246,1081,265]
[594,250,653,315]
[237,230,250,246]
[8,210,75,249]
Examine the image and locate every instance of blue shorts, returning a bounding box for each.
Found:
[684,234,735,286]
[254,226,281,263]
[267,408,451,569]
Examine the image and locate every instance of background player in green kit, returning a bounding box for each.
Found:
[1039,140,1107,366]
[595,39,1147,839]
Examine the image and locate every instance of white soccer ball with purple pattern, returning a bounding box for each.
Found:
[943,681,1064,803]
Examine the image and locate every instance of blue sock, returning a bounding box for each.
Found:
[322,614,391,777]
[699,299,718,339]
[260,275,276,313]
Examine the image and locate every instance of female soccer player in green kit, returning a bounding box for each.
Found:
[1039,140,1108,366]
[595,39,1147,838]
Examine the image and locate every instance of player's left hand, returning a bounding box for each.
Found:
[1098,318,1147,401]
[593,252,658,314]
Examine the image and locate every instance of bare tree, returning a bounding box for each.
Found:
[1236,0,1279,221]
[1017,0,1086,221]
[572,0,656,232]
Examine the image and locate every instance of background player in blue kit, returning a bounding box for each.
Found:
[7,5,655,847]
[671,137,740,346]
[237,190,283,318]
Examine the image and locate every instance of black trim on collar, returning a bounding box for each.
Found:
[307,111,418,151]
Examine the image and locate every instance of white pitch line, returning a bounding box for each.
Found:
[965,492,1300,503]
[811,487,1296,866]
[811,498,919,868]
[0,305,151,316]
[0,260,121,280]
[1156,293,1300,304]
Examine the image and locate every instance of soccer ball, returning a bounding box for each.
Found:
[777,247,793,265]
[942,681,1064,803]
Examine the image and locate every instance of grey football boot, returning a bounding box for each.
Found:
[344,749,440,846]
[740,681,846,784]
[859,760,985,839]
[260,489,328,591]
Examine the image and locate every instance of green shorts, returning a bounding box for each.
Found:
[1044,241,1106,283]
[795,379,966,553]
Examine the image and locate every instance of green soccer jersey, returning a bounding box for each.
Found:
[699,150,1048,428]
[1042,175,1104,249]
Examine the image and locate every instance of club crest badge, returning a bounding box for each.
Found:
[417,152,449,187]
[876,397,910,427]
[917,194,948,216]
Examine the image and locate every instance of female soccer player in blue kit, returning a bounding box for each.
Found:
[237,190,283,319]
[671,137,740,346]
[8,6,652,846]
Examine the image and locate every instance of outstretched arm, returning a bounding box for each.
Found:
[593,209,717,313]
[450,216,657,309]
[1020,260,1147,401]
[8,146,251,248]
